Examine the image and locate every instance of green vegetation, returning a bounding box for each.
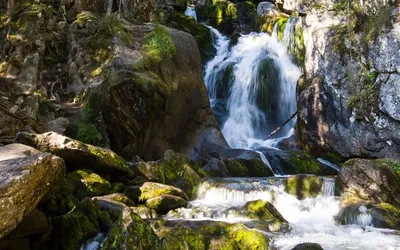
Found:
[144,25,177,64]
[287,151,321,174]
[285,175,323,199]
[67,169,111,198]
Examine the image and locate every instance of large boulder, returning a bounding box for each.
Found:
[145,194,188,213]
[67,169,112,198]
[95,23,228,161]
[0,151,65,238]
[14,131,133,177]
[297,3,400,159]
[336,159,400,208]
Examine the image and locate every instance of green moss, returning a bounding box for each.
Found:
[154,152,202,199]
[228,224,269,250]
[144,25,177,64]
[277,17,288,41]
[285,175,322,199]
[75,121,102,145]
[111,183,124,193]
[224,159,250,177]
[88,146,131,175]
[378,159,400,175]
[67,169,111,198]
[162,228,210,250]
[292,23,305,66]
[167,13,216,62]
[287,152,321,174]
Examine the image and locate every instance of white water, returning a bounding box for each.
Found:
[204,28,301,149]
[184,6,197,21]
[165,178,400,249]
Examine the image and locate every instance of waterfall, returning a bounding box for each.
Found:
[184,6,197,21]
[204,29,301,149]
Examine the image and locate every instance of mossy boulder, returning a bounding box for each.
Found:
[123,185,142,203]
[15,131,133,177]
[291,243,324,250]
[67,169,111,198]
[139,182,188,201]
[338,203,400,230]
[145,194,188,213]
[154,151,204,199]
[102,211,161,250]
[285,175,323,200]
[243,200,287,223]
[336,159,400,208]
[156,220,269,250]
[50,198,112,250]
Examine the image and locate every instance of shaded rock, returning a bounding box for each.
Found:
[129,161,160,181]
[7,209,49,239]
[0,143,41,161]
[0,153,65,239]
[15,131,133,177]
[291,243,324,250]
[336,159,400,208]
[257,1,282,18]
[139,182,188,201]
[262,148,339,176]
[0,238,31,250]
[202,158,230,177]
[67,169,111,198]
[221,149,274,177]
[47,117,70,135]
[131,206,158,219]
[145,194,188,213]
[338,203,400,230]
[123,185,142,203]
[285,174,323,200]
[110,182,124,193]
[93,193,135,206]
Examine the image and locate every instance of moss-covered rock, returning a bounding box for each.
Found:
[140,182,188,201]
[50,198,112,250]
[146,194,188,213]
[228,224,269,250]
[67,169,111,198]
[102,211,161,250]
[167,13,216,62]
[131,206,158,219]
[285,175,323,200]
[93,193,135,206]
[161,227,210,250]
[243,200,287,223]
[154,151,204,199]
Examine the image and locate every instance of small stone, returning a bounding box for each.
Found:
[9,105,18,114]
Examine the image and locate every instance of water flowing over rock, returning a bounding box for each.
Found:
[0,150,66,239]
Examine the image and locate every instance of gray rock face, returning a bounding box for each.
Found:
[297,4,400,159]
[336,159,400,208]
[257,2,279,17]
[0,152,66,239]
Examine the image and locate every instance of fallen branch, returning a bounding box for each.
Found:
[266,111,297,140]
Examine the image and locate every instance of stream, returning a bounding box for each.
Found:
[163,23,400,249]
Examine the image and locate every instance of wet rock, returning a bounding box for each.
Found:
[67,169,111,198]
[338,203,400,230]
[336,159,400,208]
[262,148,339,175]
[15,131,133,177]
[291,243,324,250]
[139,182,188,201]
[285,174,323,200]
[0,153,65,239]
[221,149,274,177]
[145,194,188,213]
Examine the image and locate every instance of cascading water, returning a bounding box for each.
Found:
[165,178,400,249]
[204,25,301,149]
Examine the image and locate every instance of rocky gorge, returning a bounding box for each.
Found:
[0,0,399,250]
